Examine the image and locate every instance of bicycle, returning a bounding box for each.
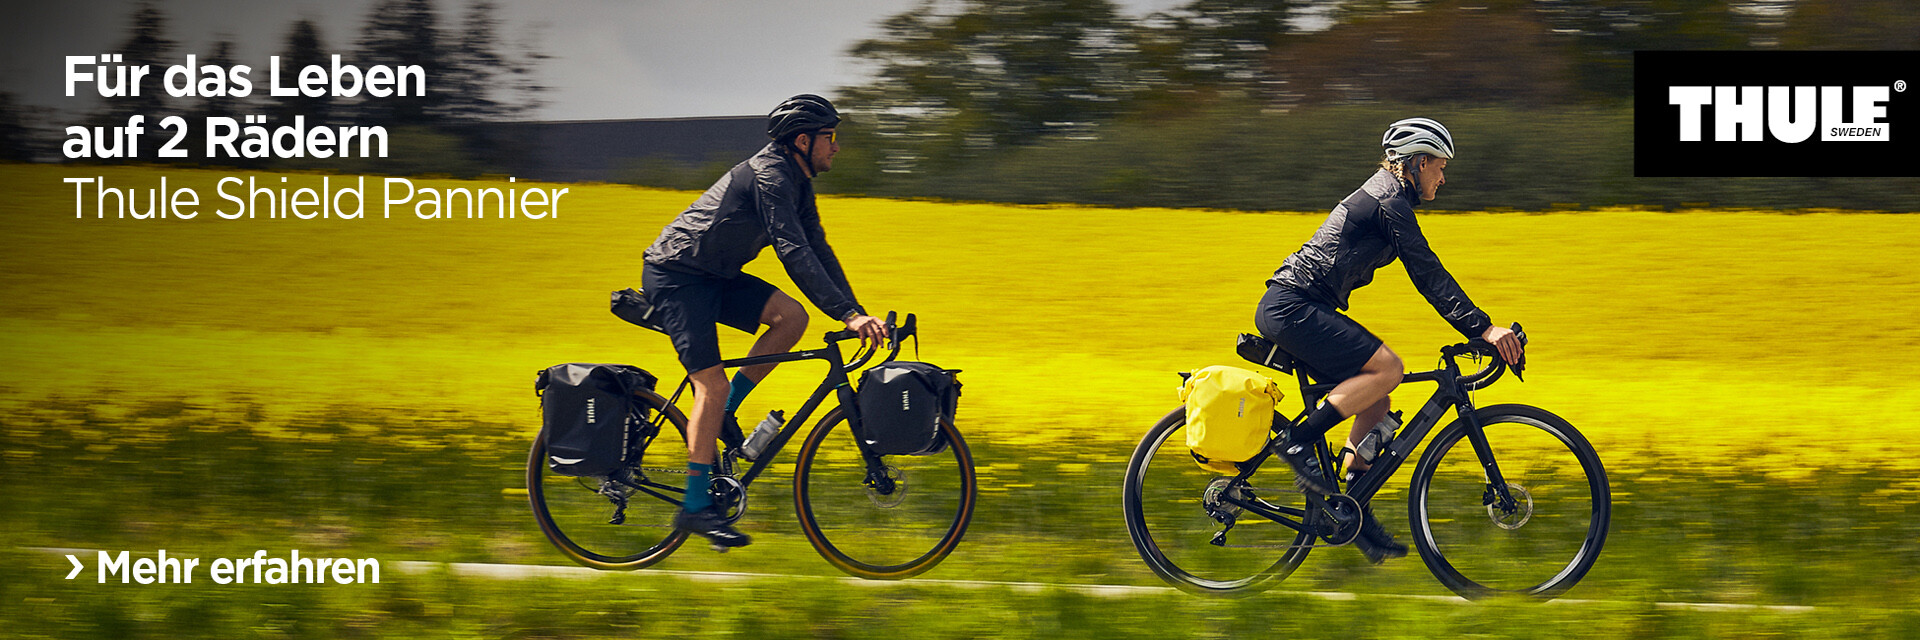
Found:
[1123,324,1610,599]
[529,312,977,579]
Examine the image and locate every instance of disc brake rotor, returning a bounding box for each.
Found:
[1487,482,1533,530]
[867,465,908,508]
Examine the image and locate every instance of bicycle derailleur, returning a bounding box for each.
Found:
[1202,477,1247,546]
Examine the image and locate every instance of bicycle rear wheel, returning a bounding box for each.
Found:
[792,407,976,579]
[1123,407,1312,596]
[1407,404,1610,599]
[527,388,691,570]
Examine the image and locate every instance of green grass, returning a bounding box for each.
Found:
[6,398,1920,611]
[5,164,1920,635]
[9,544,1920,640]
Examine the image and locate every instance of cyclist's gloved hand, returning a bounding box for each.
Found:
[845,314,887,348]
[1480,324,1524,365]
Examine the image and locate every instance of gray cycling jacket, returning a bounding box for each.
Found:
[1269,169,1492,339]
[643,143,864,321]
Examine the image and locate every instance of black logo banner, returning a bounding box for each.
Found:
[1634,51,1915,177]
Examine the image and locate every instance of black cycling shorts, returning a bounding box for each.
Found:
[1253,284,1383,383]
[641,264,778,373]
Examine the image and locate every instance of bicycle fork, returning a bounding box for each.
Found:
[1457,407,1522,515]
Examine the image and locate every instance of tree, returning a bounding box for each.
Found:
[1532,0,1757,100]
[1133,0,1337,108]
[189,38,243,162]
[1268,0,1580,106]
[354,0,448,128]
[0,91,32,161]
[441,0,548,124]
[273,20,333,127]
[103,1,176,126]
[1779,0,1920,49]
[842,0,1143,176]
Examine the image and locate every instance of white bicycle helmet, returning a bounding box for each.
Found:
[1382,117,1455,160]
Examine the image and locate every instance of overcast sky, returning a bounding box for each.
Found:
[4,0,1189,121]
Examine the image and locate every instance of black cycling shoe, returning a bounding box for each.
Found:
[1274,433,1340,496]
[1353,505,1408,564]
[674,507,751,550]
[719,412,747,451]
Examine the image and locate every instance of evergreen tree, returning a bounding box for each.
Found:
[188,39,242,163]
[103,1,177,129]
[441,0,503,125]
[273,19,333,127]
[0,91,32,161]
[354,0,448,128]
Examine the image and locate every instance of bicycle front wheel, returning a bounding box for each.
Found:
[792,407,976,579]
[527,388,691,570]
[1123,407,1312,597]
[1407,404,1610,599]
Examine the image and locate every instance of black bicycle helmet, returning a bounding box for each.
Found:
[767,94,841,144]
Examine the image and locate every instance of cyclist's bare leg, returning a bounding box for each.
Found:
[739,290,808,383]
[1325,344,1403,427]
[1343,396,1391,473]
[686,365,729,465]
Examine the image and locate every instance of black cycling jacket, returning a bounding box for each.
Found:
[1269,169,1492,339]
[643,143,864,321]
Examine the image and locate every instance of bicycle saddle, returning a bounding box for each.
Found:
[1235,334,1296,374]
[610,288,669,334]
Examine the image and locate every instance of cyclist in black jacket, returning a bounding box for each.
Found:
[1257,118,1524,564]
[641,95,887,549]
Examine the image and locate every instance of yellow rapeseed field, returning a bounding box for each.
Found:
[3,164,1917,476]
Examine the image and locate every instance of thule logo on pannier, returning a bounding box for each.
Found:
[586,397,596,424]
[901,390,911,411]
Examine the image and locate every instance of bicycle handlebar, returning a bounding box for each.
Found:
[1444,322,1528,391]
[824,311,916,372]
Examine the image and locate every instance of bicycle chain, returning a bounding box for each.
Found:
[1213,487,1362,549]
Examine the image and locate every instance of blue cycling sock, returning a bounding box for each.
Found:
[683,462,714,513]
[724,372,758,413]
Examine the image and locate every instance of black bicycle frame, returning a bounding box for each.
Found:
[617,329,896,509]
[1218,353,1520,537]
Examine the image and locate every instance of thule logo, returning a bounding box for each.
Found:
[1668,85,1893,142]
[1634,51,1917,177]
[901,390,911,412]
[585,397,596,424]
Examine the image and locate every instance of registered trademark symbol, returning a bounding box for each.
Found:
[1898,80,1908,93]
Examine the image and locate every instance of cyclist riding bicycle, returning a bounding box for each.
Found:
[1257,117,1524,564]
[641,94,888,550]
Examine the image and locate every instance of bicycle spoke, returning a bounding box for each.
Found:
[1125,409,1311,595]
[529,389,691,569]
[795,410,975,578]
[1411,406,1609,598]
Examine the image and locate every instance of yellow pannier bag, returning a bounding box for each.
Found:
[1181,365,1285,473]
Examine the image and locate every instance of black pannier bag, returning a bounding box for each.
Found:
[854,362,961,456]
[535,363,658,477]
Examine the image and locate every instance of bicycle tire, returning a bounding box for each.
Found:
[792,406,976,579]
[1407,403,1610,599]
[527,388,691,570]
[1123,407,1312,597]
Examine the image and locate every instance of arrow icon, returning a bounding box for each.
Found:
[66,554,84,580]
